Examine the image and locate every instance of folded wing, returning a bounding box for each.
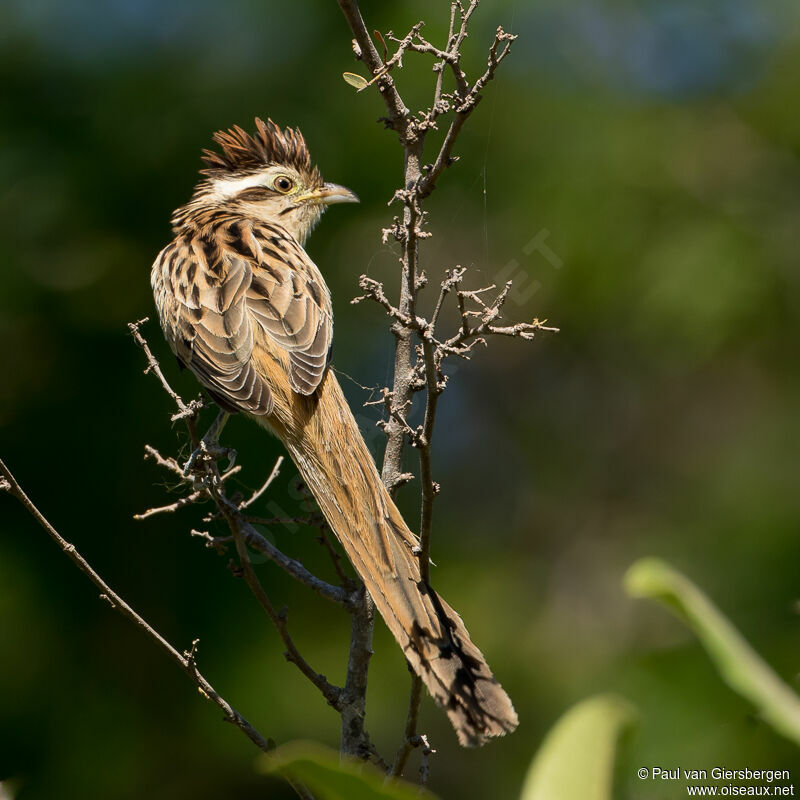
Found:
[151,226,333,416]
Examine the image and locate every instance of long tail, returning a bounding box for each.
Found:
[259,363,518,746]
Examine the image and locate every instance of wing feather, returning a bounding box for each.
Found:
[246,225,332,395]
[151,222,333,416]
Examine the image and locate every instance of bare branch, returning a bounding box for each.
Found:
[430,267,466,330]
[340,585,376,759]
[314,523,355,590]
[335,0,411,137]
[441,283,559,356]
[133,490,203,520]
[191,529,232,551]
[416,336,440,583]
[338,0,541,778]
[417,734,436,787]
[352,276,416,328]
[239,519,352,607]
[128,319,204,426]
[228,513,344,710]
[390,674,423,777]
[0,457,271,754]
[427,6,458,122]
[360,22,425,92]
[131,323,352,609]
[241,455,284,509]
[419,26,517,199]
[141,444,184,476]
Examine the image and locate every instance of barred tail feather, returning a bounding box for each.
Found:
[260,364,518,746]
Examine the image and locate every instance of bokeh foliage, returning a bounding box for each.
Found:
[1,1,800,798]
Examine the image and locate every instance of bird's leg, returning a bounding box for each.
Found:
[182,410,235,479]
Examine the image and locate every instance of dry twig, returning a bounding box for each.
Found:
[0,457,270,754]
[337,0,554,780]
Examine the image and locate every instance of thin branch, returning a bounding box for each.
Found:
[419,26,517,199]
[240,519,352,607]
[431,5,456,112]
[429,267,465,330]
[359,22,426,92]
[338,0,432,763]
[417,734,435,787]
[335,0,411,136]
[441,283,559,357]
[128,319,204,427]
[0,457,271,753]
[243,514,317,527]
[227,513,344,710]
[340,585,376,759]
[416,336,440,584]
[241,456,284,509]
[134,449,242,521]
[338,0,539,779]
[352,276,416,328]
[390,674,423,776]
[142,444,184,476]
[191,529,232,551]
[133,490,203,520]
[316,526,355,590]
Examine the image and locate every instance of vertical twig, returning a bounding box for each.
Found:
[340,585,375,759]
[338,0,417,763]
[338,0,531,779]
[338,0,433,777]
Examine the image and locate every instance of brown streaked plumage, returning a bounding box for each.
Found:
[151,117,518,746]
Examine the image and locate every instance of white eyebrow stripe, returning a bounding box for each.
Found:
[212,172,271,200]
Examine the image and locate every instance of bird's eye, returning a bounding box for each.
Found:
[273,176,294,193]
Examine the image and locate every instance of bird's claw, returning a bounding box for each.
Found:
[182,410,234,482]
[182,440,237,480]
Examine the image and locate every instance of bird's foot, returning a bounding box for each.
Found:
[182,439,237,479]
[182,411,234,482]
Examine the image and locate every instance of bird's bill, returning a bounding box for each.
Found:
[299,183,359,205]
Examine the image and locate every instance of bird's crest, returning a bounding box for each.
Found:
[200,117,321,184]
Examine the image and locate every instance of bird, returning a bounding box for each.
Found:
[150,117,518,747]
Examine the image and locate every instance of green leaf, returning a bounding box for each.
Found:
[259,741,440,800]
[625,557,800,747]
[520,694,636,800]
[342,72,369,91]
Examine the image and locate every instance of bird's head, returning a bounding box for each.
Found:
[172,117,358,245]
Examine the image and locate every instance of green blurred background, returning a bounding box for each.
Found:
[2,0,799,797]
